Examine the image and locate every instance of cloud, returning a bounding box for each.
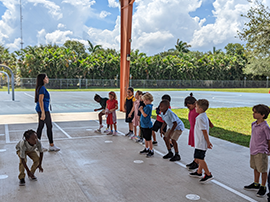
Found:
[28,0,63,19]
[45,30,73,44]
[108,0,119,8]
[57,23,66,29]
[99,11,111,19]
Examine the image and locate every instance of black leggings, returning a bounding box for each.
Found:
[37,111,53,144]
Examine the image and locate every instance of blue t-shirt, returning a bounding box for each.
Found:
[140,104,153,128]
[35,86,50,112]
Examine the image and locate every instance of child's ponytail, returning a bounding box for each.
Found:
[184,92,197,106]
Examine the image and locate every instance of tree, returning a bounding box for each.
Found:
[170,39,191,53]
[87,40,102,54]
[238,0,270,76]
[225,43,245,56]
[64,40,86,57]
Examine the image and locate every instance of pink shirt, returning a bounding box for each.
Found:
[188,108,199,147]
[250,121,270,155]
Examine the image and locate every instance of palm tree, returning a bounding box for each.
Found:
[174,39,191,53]
[87,40,102,54]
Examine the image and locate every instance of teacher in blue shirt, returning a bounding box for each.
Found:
[35,74,60,152]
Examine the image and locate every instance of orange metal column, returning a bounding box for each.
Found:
[120,0,134,111]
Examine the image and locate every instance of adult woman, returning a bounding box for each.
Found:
[35,74,60,151]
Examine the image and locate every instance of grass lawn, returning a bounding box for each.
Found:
[154,107,269,148]
[0,86,269,93]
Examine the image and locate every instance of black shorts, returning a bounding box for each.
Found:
[194,149,206,160]
[152,120,167,133]
[141,127,152,141]
[125,111,134,123]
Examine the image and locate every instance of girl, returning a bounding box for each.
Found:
[184,93,213,170]
[35,74,60,151]
[128,90,142,140]
[124,87,135,136]
[105,91,118,136]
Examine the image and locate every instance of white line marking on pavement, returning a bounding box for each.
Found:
[53,122,72,139]
[154,150,257,202]
[5,124,10,143]
[0,134,4,136]
[24,92,34,98]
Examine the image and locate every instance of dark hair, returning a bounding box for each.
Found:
[196,99,209,112]
[94,94,101,101]
[128,87,134,93]
[160,100,170,107]
[35,74,46,103]
[253,104,270,119]
[136,90,143,96]
[23,129,36,140]
[162,94,171,102]
[184,93,197,106]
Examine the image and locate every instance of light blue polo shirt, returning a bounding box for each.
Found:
[160,109,185,131]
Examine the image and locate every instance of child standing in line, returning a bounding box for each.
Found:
[244,104,270,197]
[139,93,154,157]
[105,91,118,136]
[152,94,171,146]
[136,92,146,143]
[160,100,184,161]
[16,130,44,186]
[94,94,109,133]
[189,99,214,183]
[125,87,136,137]
[128,90,143,140]
[185,93,214,170]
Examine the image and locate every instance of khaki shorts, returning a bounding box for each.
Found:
[164,129,182,141]
[250,153,268,173]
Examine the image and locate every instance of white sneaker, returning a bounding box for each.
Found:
[49,145,60,152]
[113,131,118,136]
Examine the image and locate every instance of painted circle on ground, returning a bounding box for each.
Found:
[0,175,8,179]
[133,160,143,164]
[105,140,113,143]
[0,149,6,152]
[186,194,200,200]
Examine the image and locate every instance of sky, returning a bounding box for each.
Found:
[0,0,269,55]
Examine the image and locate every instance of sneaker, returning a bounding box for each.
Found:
[129,134,135,139]
[170,154,181,161]
[244,182,261,190]
[113,131,118,136]
[189,171,202,178]
[186,161,195,168]
[41,147,48,152]
[107,131,113,135]
[99,125,103,130]
[28,175,37,181]
[163,151,173,159]
[128,133,134,137]
[140,148,149,154]
[95,129,101,133]
[152,141,158,145]
[103,128,110,133]
[146,150,154,157]
[257,186,266,197]
[125,132,131,136]
[19,178,25,186]
[189,162,199,170]
[49,145,60,152]
[200,174,214,183]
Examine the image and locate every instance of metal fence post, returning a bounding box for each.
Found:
[267,76,269,88]
[60,79,62,89]
[244,77,246,88]
[86,79,88,89]
[79,78,81,89]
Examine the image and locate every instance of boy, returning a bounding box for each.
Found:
[94,94,109,133]
[139,93,154,157]
[16,130,44,186]
[189,99,214,183]
[152,94,171,145]
[244,104,270,197]
[160,100,184,161]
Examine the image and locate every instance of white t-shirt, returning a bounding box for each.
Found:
[194,112,209,150]
[16,139,42,159]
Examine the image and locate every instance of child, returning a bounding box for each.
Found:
[136,92,146,143]
[16,129,44,186]
[125,87,136,136]
[189,99,214,183]
[94,94,109,133]
[244,104,270,197]
[185,93,214,170]
[105,91,118,136]
[139,93,154,157]
[160,100,184,161]
[152,94,171,145]
[128,90,143,140]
